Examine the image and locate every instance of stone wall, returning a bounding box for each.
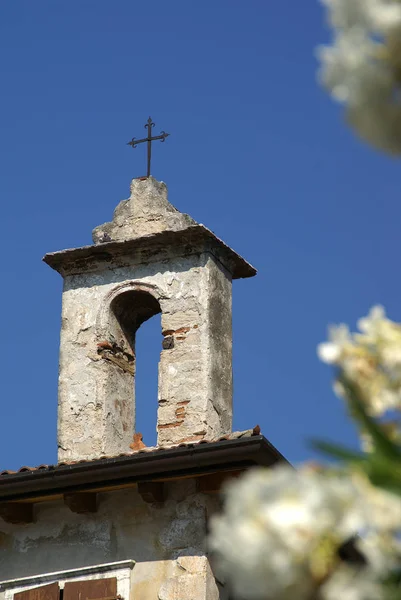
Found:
[0,482,224,600]
[58,252,233,462]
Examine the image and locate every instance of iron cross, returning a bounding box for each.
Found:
[127,117,170,178]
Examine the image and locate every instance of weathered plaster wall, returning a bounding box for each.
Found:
[0,482,223,600]
[58,252,233,462]
[206,259,233,435]
[92,177,196,244]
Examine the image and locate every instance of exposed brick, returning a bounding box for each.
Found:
[162,326,191,336]
[130,432,146,450]
[158,421,184,429]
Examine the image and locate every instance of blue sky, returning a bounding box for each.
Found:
[0,1,400,470]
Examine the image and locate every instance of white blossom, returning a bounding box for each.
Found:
[317,323,352,364]
[357,305,386,335]
[318,306,401,416]
[317,29,384,104]
[317,0,401,154]
[357,305,401,368]
[209,465,399,600]
[321,0,401,34]
[320,567,384,600]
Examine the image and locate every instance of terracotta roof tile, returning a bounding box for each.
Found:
[0,427,261,476]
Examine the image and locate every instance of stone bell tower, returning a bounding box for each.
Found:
[44,177,255,462]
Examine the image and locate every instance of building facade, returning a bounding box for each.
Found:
[0,177,285,599]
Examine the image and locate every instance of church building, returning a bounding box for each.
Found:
[0,171,285,599]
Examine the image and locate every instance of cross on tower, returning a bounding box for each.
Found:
[127,117,170,178]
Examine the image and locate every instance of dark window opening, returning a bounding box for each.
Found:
[135,312,161,447]
[111,290,161,351]
[111,290,162,447]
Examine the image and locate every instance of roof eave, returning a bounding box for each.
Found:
[0,436,286,502]
[43,225,257,280]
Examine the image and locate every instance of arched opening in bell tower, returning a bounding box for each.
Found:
[134,313,162,447]
[110,289,162,447]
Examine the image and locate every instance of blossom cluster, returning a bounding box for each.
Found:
[318,305,401,417]
[209,306,401,600]
[209,465,401,600]
[317,0,401,154]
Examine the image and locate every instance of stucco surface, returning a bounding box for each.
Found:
[0,482,221,600]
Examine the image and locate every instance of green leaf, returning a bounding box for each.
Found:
[341,378,401,460]
[311,439,367,464]
[362,455,401,497]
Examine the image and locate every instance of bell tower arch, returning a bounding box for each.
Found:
[44,177,256,462]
